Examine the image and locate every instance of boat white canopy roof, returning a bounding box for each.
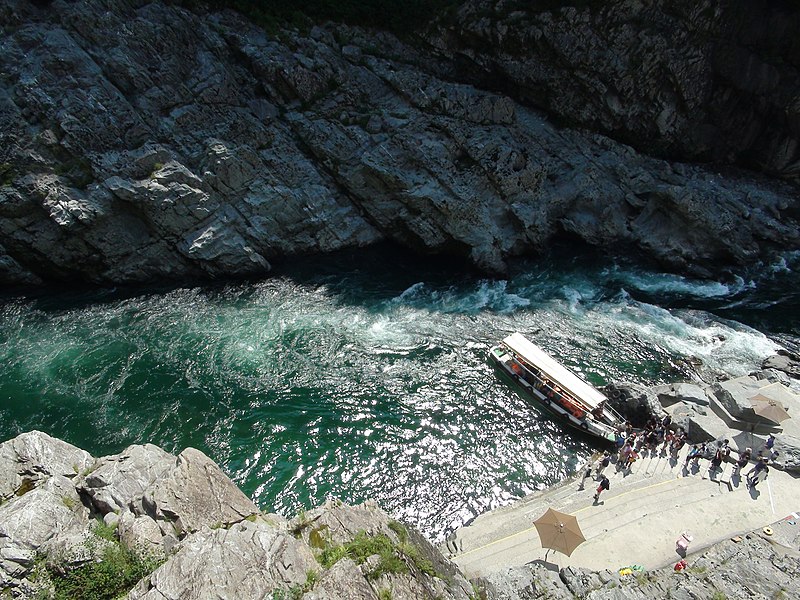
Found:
[502,332,607,409]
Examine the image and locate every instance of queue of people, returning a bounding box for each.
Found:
[579,413,781,501]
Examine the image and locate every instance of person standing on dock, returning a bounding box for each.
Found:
[578,463,593,490]
[593,475,610,503]
[746,457,769,488]
[595,451,611,478]
[618,441,633,466]
[733,447,751,476]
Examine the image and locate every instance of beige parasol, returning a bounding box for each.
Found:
[533,507,586,559]
[750,394,791,424]
[752,383,800,407]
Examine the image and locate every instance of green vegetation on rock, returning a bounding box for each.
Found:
[37,521,163,600]
[317,530,437,580]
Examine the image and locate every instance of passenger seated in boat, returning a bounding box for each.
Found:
[591,402,605,420]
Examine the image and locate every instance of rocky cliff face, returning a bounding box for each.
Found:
[0,431,475,599]
[0,0,798,287]
[3,430,800,599]
[427,0,800,179]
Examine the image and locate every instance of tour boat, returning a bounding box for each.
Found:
[489,332,624,443]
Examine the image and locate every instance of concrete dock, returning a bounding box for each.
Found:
[442,443,800,577]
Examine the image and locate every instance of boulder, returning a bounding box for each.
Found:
[304,557,378,600]
[773,434,800,474]
[0,430,93,499]
[561,566,620,598]
[652,382,711,407]
[78,443,175,515]
[664,401,709,436]
[117,510,170,558]
[711,376,764,421]
[292,499,396,548]
[128,520,317,600]
[605,382,665,426]
[141,447,258,537]
[0,474,90,587]
[686,414,730,445]
[762,352,800,380]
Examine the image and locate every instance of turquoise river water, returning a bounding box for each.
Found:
[1,243,798,541]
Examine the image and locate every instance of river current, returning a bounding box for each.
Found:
[1,243,798,541]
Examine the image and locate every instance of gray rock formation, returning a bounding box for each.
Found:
[0,474,91,595]
[652,382,711,407]
[0,0,798,286]
[773,434,800,472]
[477,562,574,600]
[0,431,476,599]
[128,520,319,600]
[763,351,800,379]
[141,447,259,537]
[0,430,93,499]
[604,382,665,427]
[712,375,768,422]
[78,443,175,515]
[427,0,800,181]
[292,499,474,600]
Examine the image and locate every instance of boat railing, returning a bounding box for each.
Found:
[604,402,625,424]
[507,351,626,426]
[509,355,589,420]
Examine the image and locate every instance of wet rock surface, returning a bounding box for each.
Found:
[0,0,798,286]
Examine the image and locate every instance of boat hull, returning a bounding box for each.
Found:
[489,344,618,443]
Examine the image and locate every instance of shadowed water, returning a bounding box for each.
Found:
[1,244,797,541]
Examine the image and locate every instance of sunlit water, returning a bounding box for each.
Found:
[1,244,798,541]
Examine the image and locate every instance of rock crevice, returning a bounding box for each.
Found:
[1,0,798,286]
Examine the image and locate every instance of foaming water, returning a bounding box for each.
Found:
[0,245,797,541]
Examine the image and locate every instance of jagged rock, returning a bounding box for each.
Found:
[475,563,574,599]
[560,566,613,598]
[117,510,169,558]
[711,375,764,420]
[293,499,396,548]
[428,0,800,181]
[685,414,730,444]
[0,430,93,499]
[128,520,317,600]
[652,382,711,407]
[78,443,175,515]
[293,500,474,600]
[605,382,664,426]
[664,401,708,437]
[0,0,798,286]
[773,434,800,473]
[304,557,378,599]
[751,368,793,387]
[142,447,258,537]
[0,474,90,587]
[763,352,800,379]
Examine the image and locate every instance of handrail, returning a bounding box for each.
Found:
[510,354,588,420]
[510,351,595,414]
